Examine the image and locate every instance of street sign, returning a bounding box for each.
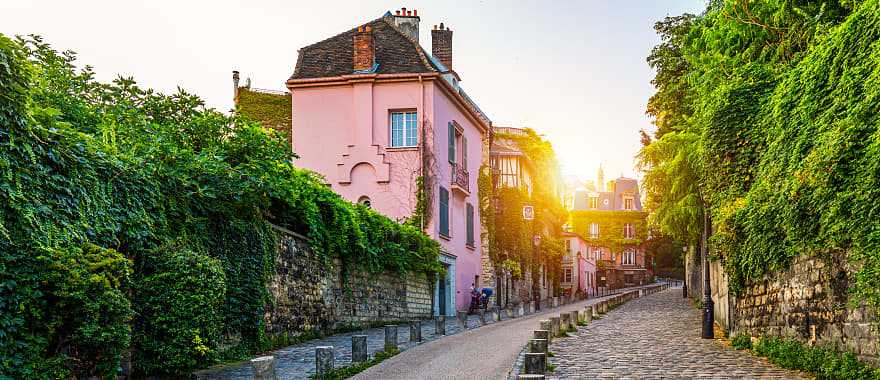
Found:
[522,205,534,220]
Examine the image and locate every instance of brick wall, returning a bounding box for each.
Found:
[264,227,433,337]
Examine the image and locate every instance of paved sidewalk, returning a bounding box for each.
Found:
[548,288,806,379]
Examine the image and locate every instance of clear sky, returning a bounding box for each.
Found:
[2,0,704,183]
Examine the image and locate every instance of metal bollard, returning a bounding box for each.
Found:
[251,356,277,380]
[352,335,367,362]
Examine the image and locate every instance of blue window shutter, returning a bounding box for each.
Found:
[440,187,449,236]
[466,203,474,246]
[448,123,455,164]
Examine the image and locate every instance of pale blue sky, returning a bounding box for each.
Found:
[2,0,703,182]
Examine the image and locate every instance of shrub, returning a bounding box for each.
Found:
[730,333,752,350]
[753,337,880,380]
[133,244,226,376]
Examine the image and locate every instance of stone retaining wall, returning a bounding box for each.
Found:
[264,227,433,336]
[733,251,878,364]
[688,249,879,364]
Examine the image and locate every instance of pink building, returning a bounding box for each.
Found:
[286,9,491,316]
[562,232,597,298]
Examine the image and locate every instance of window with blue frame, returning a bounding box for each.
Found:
[390,111,417,147]
[439,187,450,237]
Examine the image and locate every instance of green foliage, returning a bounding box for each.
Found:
[643,0,880,308]
[730,332,752,350]
[488,129,567,291]
[133,244,226,375]
[0,34,440,377]
[236,88,292,135]
[753,337,880,380]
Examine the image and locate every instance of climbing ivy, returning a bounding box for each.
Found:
[0,34,440,378]
[642,0,880,310]
[569,210,648,254]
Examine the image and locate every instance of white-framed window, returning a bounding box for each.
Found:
[624,196,634,210]
[588,196,599,209]
[594,247,602,261]
[390,111,418,147]
[623,248,636,265]
[624,223,634,239]
[563,267,573,283]
[565,239,572,252]
[590,223,599,238]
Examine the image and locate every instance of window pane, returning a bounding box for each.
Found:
[391,113,403,147]
[405,112,417,146]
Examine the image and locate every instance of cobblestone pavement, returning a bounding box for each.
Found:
[549,288,807,379]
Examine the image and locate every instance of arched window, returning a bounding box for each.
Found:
[357,196,371,209]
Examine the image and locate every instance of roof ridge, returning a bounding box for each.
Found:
[377,15,439,73]
[291,15,386,79]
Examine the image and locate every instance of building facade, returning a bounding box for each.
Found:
[285,9,491,315]
[570,167,652,290]
[561,232,597,298]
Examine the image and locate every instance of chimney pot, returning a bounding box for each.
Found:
[413,9,417,16]
[439,22,444,29]
[365,25,371,32]
[401,7,406,14]
[396,10,400,15]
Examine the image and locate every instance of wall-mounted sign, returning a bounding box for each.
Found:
[522,205,535,220]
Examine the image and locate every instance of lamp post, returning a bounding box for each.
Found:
[682,245,688,298]
[701,213,714,339]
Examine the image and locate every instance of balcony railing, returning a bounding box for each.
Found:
[451,163,469,193]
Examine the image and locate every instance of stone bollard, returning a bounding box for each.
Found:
[591,305,599,318]
[569,311,580,330]
[584,307,592,324]
[524,352,547,375]
[518,375,546,380]
[529,338,548,355]
[534,329,550,344]
[560,313,571,334]
[552,297,559,308]
[493,306,502,322]
[352,335,368,363]
[251,356,276,380]
[517,304,525,317]
[315,347,334,378]
[506,306,514,319]
[410,321,422,342]
[384,325,398,352]
[539,320,553,343]
[435,316,446,335]
[457,311,468,329]
[550,316,561,337]
[528,302,535,314]
[479,309,487,325]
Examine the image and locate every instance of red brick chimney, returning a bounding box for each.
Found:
[353,25,374,72]
[432,23,453,70]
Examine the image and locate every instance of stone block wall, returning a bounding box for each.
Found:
[264,227,433,337]
[732,252,879,364]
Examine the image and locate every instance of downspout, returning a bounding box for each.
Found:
[419,74,434,317]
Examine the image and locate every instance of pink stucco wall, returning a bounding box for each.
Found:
[291,77,485,313]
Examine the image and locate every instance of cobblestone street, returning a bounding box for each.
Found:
[549,288,806,379]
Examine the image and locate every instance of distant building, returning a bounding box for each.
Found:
[570,166,651,290]
[561,231,597,298]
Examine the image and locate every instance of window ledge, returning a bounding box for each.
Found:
[386,146,419,152]
[466,243,475,250]
[439,233,451,241]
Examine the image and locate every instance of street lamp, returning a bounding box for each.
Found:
[701,214,714,339]
[682,245,688,298]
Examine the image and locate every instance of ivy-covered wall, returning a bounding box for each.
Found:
[236,88,292,139]
[569,210,648,254]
